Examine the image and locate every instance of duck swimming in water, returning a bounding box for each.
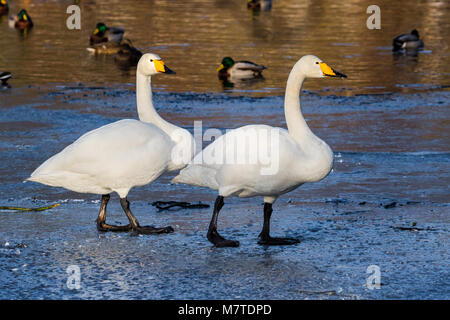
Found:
[89,22,125,45]
[0,72,12,86]
[87,23,141,62]
[9,9,33,30]
[217,57,266,81]
[0,0,9,16]
[393,29,424,52]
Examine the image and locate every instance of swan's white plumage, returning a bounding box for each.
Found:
[173,124,332,201]
[28,53,193,199]
[174,55,341,204]
[28,120,173,197]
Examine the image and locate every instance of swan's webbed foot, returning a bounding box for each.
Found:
[120,197,174,236]
[207,228,240,247]
[206,196,240,248]
[96,221,131,232]
[132,225,174,234]
[258,235,299,246]
[95,194,131,232]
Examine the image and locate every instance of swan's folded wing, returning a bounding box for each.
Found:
[28,119,171,184]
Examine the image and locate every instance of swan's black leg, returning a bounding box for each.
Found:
[95,194,131,232]
[119,197,174,234]
[207,196,239,247]
[258,203,299,245]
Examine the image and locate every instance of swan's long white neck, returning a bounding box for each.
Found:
[284,62,314,148]
[136,70,194,170]
[136,71,178,136]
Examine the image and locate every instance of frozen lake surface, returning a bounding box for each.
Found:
[0,86,448,299]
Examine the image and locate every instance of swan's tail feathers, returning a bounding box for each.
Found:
[27,171,111,195]
[171,165,219,190]
[26,172,67,188]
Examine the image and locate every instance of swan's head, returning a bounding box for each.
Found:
[298,55,347,79]
[137,53,176,76]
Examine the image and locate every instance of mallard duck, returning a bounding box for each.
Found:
[217,57,266,80]
[114,39,143,66]
[174,55,346,247]
[0,0,9,16]
[9,9,33,30]
[0,71,12,85]
[89,22,125,45]
[247,0,272,10]
[28,53,195,235]
[393,29,424,52]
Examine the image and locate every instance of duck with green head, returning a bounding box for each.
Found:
[0,0,9,16]
[217,57,266,81]
[10,9,33,30]
[90,22,125,45]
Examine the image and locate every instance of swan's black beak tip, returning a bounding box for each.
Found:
[164,65,176,75]
[332,69,347,78]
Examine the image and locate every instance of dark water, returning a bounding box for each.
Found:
[0,0,449,300]
[0,0,449,95]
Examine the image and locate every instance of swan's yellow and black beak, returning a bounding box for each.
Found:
[319,62,347,78]
[154,60,176,74]
[216,64,225,72]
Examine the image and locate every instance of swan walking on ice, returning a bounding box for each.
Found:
[28,53,194,235]
[173,55,346,247]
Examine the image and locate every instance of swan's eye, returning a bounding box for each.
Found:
[150,59,153,62]
[315,62,319,64]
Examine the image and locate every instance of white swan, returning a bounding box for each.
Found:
[28,53,194,234]
[173,55,346,247]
